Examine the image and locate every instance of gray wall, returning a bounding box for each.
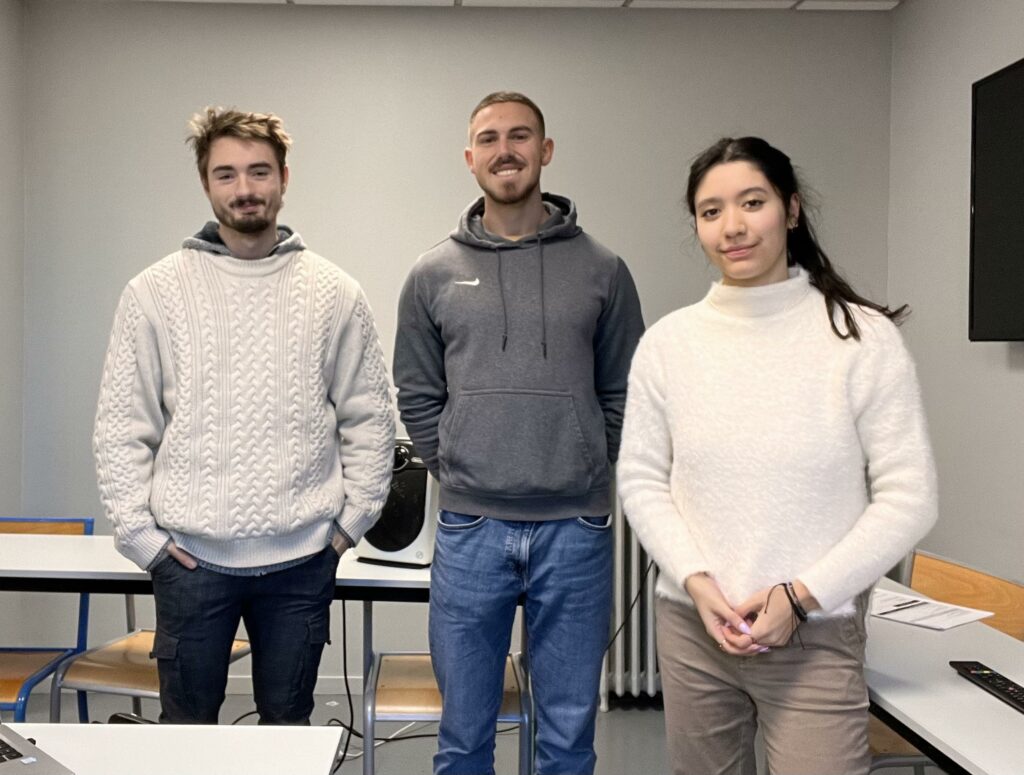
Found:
[14,0,897,684]
[0,0,64,652]
[889,0,1024,583]
[0,0,23,514]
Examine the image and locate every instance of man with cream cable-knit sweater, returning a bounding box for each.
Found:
[93,107,394,724]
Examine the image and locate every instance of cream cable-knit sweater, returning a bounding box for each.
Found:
[617,269,937,616]
[94,242,395,570]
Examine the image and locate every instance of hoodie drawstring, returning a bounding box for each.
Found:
[537,236,548,359]
[494,236,548,359]
[497,248,509,352]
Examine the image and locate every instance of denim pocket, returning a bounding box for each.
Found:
[437,510,486,531]
[306,611,331,648]
[575,514,612,531]
[150,628,179,661]
[148,551,177,576]
[324,542,344,564]
[838,614,868,649]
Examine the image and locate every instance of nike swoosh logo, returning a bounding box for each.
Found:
[454,278,480,286]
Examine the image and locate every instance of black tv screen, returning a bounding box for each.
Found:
[970,55,1024,341]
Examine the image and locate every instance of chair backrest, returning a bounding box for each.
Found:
[0,517,94,536]
[910,550,1024,640]
[0,517,95,650]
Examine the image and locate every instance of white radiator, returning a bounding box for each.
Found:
[601,496,660,710]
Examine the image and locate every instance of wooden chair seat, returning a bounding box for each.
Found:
[0,650,72,702]
[868,715,923,756]
[0,516,94,721]
[53,629,251,706]
[374,653,522,718]
[364,651,532,774]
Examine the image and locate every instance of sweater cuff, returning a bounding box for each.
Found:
[117,524,171,571]
[671,562,713,600]
[797,569,856,616]
[337,502,377,546]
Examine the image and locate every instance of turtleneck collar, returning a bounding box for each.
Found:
[704,266,812,319]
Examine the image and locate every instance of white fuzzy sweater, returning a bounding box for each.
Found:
[617,269,937,615]
[94,241,395,570]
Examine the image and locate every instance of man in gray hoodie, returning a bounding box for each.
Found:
[394,92,644,775]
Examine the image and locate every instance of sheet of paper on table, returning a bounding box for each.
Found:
[870,588,994,630]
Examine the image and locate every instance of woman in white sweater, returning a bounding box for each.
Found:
[617,137,938,775]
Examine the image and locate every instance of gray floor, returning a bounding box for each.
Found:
[19,693,943,774]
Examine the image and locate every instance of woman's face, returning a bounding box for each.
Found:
[692,160,799,287]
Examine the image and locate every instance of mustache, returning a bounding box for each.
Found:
[489,154,524,172]
[231,196,266,208]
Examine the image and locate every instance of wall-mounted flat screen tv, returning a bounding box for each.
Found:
[970,55,1024,341]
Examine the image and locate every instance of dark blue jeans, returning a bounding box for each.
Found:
[149,545,339,724]
[430,511,614,775]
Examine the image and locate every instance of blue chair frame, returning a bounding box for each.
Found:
[0,516,93,722]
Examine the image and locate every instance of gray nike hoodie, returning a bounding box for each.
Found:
[394,193,645,520]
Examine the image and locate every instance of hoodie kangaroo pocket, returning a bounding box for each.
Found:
[441,388,596,497]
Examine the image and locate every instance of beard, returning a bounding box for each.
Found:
[212,197,274,234]
[482,175,540,206]
[476,152,542,206]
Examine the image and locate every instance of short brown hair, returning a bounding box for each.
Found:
[469,91,546,138]
[187,107,292,182]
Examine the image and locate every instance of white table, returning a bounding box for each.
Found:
[0,534,430,600]
[7,722,343,775]
[865,579,1024,775]
[0,533,428,719]
[0,534,144,591]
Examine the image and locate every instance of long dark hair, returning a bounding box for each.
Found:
[685,137,907,340]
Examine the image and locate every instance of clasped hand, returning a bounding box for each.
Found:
[684,574,800,656]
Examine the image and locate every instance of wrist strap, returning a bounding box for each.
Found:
[783,581,809,622]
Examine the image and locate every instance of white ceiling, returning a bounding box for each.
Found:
[117,0,903,10]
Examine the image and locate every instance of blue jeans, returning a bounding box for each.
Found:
[149,545,339,724]
[430,511,613,775]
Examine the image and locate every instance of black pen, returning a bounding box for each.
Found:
[877,599,927,616]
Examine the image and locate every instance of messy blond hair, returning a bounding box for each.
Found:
[187,107,292,182]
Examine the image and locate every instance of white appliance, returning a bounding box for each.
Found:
[355,439,437,568]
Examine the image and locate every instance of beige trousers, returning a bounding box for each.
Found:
[655,595,870,775]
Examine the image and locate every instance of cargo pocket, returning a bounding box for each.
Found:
[288,612,331,718]
[149,629,179,661]
[148,628,201,719]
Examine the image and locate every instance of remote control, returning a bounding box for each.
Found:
[949,660,1024,713]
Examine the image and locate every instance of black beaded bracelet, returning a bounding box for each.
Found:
[783,581,809,622]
